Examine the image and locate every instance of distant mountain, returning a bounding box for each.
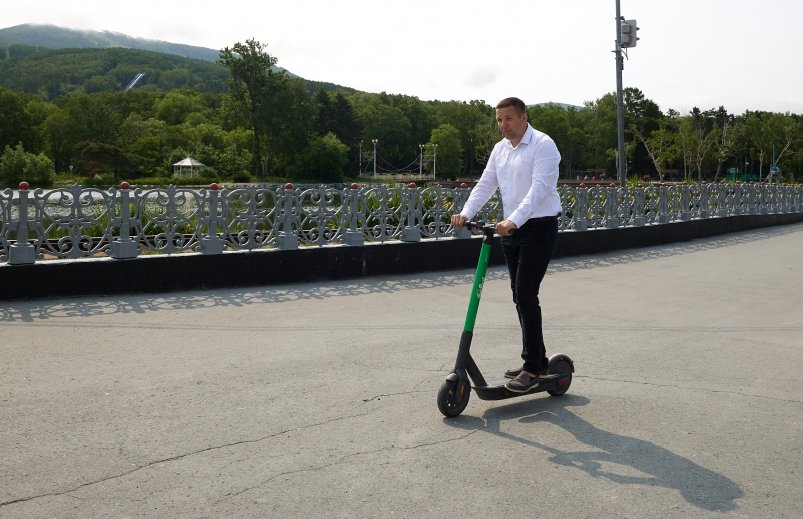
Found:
[533,102,584,110]
[0,23,358,99]
[0,23,220,61]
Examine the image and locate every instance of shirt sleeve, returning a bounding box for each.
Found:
[507,140,561,227]
[459,144,501,220]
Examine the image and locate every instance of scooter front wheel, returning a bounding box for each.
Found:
[437,379,470,417]
[547,358,573,397]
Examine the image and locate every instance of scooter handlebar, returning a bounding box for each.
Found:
[464,221,514,236]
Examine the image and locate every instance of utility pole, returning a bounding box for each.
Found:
[614,0,639,186]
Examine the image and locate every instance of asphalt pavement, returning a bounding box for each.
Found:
[1,222,802,518]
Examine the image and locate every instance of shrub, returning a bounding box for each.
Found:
[0,143,55,188]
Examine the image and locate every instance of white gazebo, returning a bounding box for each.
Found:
[172,157,205,178]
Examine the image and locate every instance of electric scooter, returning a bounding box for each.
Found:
[437,222,574,418]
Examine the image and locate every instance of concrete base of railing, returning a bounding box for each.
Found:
[2,213,801,301]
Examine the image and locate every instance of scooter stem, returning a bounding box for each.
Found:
[463,225,496,333]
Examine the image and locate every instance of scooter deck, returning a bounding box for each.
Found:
[472,373,570,400]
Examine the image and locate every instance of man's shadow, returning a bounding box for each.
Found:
[444,395,742,512]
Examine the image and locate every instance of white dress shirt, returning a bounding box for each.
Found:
[460,123,562,227]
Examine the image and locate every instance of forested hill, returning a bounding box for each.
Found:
[0,24,357,100]
[0,46,230,99]
[0,23,220,61]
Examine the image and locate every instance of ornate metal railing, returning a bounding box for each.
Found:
[1,181,801,265]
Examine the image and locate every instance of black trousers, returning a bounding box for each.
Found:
[500,216,558,373]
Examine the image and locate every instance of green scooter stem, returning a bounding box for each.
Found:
[463,226,495,333]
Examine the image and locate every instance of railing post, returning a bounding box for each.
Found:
[733,184,742,216]
[717,182,728,217]
[200,183,225,255]
[110,181,140,259]
[746,182,757,215]
[700,182,709,219]
[574,184,588,231]
[633,184,646,226]
[680,184,691,221]
[605,184,619,229]
[343,183,365,246]
[401,182,421,242]
[452,183,472,238]
[658,183,670,224]
[8,181,37,265]
[276,183,298,250]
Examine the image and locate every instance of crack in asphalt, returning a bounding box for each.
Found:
[361,389,431,403]
[0,410,374,509]
[217,429,481,502]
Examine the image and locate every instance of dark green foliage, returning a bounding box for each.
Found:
[0,87,35,151]
[0,30,800,188]
[0,143,55,187]
[0,46,229,100]
[289,133,349,182]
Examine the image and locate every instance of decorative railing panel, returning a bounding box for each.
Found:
[1,181,801,265]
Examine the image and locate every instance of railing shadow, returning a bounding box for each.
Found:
[1,223,799,323]
[443,395,742,512]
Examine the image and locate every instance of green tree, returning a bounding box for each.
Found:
[313,90,363,173]
[763,112,801,180]
[0,143,54,188]
[289,132,349,182]
[428,124,462,180]
[75,142,139,179]
[0,87,35,151]
[580,94,619,175]
[350,93,413,173]
[433,100,490,175]
[711,107,738,181]
[635,123,679,181]
[155,90,205,125]
[218,39,278,177]
[117,114,170,176]
[677,108,717,181]
[261,74,312,176]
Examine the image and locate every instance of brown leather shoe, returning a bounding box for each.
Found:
[504,366,549,379]
[505,370,541,392]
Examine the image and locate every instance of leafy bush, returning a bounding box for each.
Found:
[0,143,55,188]
[288,133,348,182]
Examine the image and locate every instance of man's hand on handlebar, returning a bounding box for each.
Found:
[451,214,468,228]
[496,219,517,237]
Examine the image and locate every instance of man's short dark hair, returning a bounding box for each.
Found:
[496,97,527,115]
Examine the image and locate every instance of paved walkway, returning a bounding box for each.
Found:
[2,223,802,518]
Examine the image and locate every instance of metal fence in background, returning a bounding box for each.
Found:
[1,181,801,265]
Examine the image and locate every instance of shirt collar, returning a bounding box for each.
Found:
[505,123,534,149]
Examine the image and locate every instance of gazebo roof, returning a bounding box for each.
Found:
[173,157,205,167]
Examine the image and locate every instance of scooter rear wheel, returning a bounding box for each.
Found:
[547,359,573,396]
[437,379,470,417]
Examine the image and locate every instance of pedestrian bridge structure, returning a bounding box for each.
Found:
[0,181,801,299]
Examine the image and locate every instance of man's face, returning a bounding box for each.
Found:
[496,106,528,143]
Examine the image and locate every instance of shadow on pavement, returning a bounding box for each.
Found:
[443,395,743,512]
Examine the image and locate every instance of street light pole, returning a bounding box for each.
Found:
[372,139,378,178]
[432,143,438,180]
[419,144,424,178]
[358,140,363,175]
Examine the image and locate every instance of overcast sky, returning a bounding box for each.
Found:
[5,0,803,115]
